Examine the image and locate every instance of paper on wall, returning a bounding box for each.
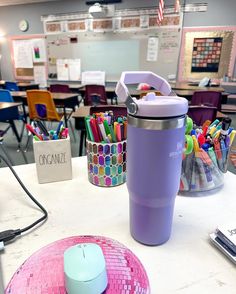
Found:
[56,59,69,81]
[13,40,33,68]
[33,65,47,88]
[31,39,47,63]
[147,37,159,62]
[68,59,81,81]
[140,15,149,29]
[81,71,105,85]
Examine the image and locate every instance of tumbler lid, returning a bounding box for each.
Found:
[115,71,188,118]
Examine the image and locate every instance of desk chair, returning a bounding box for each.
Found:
[4,81,19,91]
[27,90,63,121]
[187,105,217,126]
[89,105,127,117]
[49,84,71,93]
[78,105,127,156]
[84,85,107,106]
[0,89,26,146]
[191,91,222,111]
[25,90,64,150]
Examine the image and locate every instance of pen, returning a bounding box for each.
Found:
[56,121,64,136]
[36,120,49,136]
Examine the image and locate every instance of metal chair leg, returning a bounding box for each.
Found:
[69,119,76,142]
[79,130,86,156]
[0,140,14,166]
[24,134,32,152]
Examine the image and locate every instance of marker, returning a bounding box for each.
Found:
[26,124,43,140]
[220,117,232,140]
[229,130,236,146]
[33,135,40,141]
[90,118,101,142]
[213,138,223,172]
[209,119,220,129]
[97,118,107,141]
[109,125,117,143]
[85,117,94,142]
[103,119,111,136]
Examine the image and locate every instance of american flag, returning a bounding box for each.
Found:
[157,0,165,25]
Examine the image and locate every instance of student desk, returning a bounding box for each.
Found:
[11,91,79,128]
[0,156,235,293]
[170,82,225,92]
[72,106,227,157]
[0,81,39,91]
[0,102,23,143]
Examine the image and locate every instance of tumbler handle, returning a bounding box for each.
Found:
[115,71,173,115]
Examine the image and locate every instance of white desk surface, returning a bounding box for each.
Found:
[0,157,235,293]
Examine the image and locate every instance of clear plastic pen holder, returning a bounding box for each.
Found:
[86,140,127,187]
[179,147,230,194]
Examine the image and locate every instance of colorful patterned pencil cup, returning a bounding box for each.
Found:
[179,147,230,193]
[86,140,127,187]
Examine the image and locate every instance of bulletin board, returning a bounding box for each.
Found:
[10,35,47,81]
[178,26,236,81]
[46,28,182,81]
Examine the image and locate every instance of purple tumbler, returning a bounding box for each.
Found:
[116,72,188,245]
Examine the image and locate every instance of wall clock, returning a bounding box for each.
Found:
[19,20,29,32]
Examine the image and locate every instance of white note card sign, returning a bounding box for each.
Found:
[57,59,69,80]
[81,71,105,85]
[147,37,159,62]
[33,137,72,184]
[68,59,81,81]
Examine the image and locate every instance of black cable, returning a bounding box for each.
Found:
[0,154,48,244]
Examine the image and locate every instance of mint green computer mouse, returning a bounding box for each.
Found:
[64,243,108,294]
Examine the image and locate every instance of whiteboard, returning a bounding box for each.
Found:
[46,28,181,81]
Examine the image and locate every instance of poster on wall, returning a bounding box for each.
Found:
[57,59,69,80]
[68,59,81,81]
[31,39,47,63]
[12,40,33,68]
[191,37,223,72]
[147,37,159,62]
[33,65,47,88]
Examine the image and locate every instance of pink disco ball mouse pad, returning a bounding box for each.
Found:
[6,235,150,293]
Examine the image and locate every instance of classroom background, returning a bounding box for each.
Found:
[0,0,236,172]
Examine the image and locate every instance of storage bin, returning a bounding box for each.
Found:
[33,136,72,184]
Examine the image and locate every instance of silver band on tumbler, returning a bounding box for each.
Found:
[128,115,186,130]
